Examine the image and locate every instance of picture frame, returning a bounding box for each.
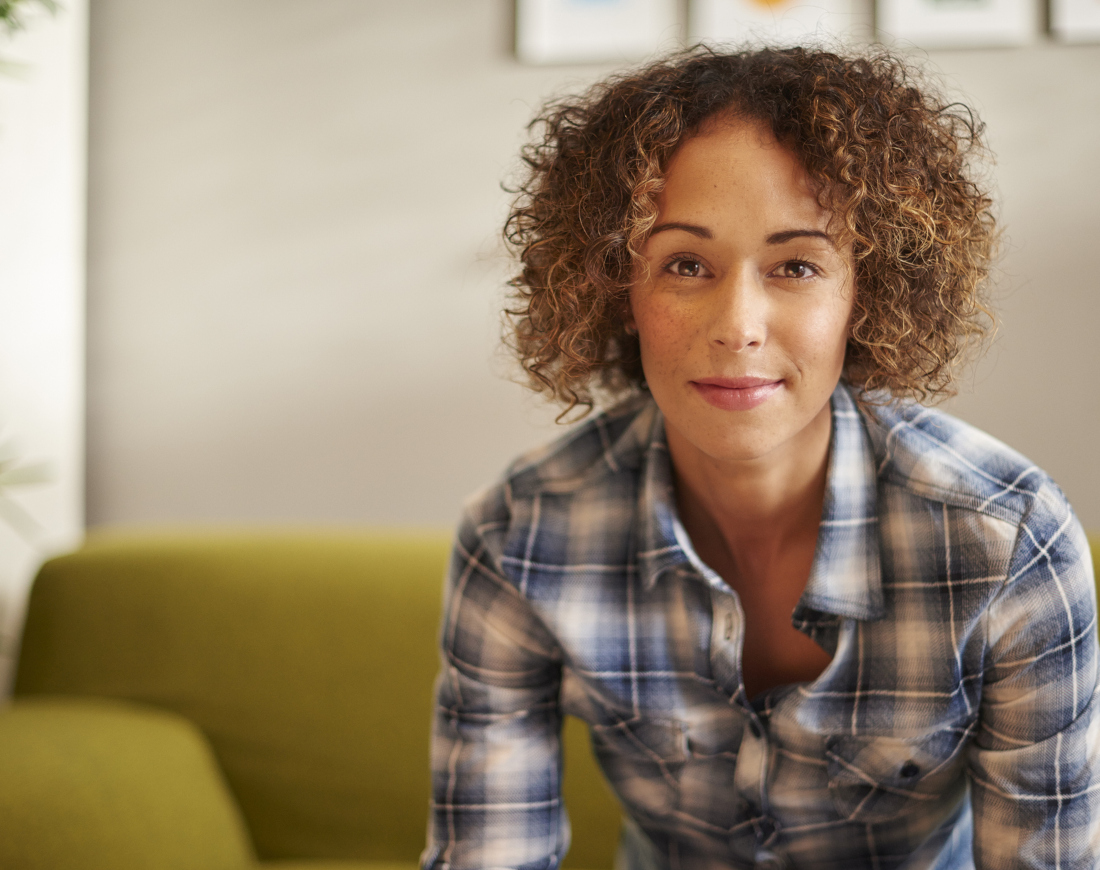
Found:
[515,0,680,65]
[689,0,867,47]
[1051,0,1100,42]
[875,0,1038,48]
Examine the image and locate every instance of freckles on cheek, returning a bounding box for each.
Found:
[640,314,696,371]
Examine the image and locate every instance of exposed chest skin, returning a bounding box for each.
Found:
[683,508,833,700]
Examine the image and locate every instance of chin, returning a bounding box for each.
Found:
[684,418,792,464]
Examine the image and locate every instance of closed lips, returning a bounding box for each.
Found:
[691,378,782,411]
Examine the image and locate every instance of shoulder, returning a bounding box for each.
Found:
[858,392,1093,601]
[859,392,1094,638]
[457,393,657,561]
[501,393,658,498]
[860,392,1071,531]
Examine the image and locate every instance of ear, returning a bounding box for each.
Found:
[622,300,638,336]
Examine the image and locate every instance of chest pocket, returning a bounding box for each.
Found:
[825,728,970,823]
[590,714,688,764]
[587,708,688,818]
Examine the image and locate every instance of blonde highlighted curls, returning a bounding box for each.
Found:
[504,45,996,417]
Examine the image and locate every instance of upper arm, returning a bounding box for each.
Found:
[968,503,1100,869]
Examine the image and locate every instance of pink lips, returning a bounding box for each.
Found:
[691,376,782,411]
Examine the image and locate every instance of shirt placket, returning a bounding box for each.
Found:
[709,584,787,870]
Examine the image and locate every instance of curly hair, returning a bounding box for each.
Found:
[504,45,997,417]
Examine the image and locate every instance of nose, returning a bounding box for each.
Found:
[707,266,766,352]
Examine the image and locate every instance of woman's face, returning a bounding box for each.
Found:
[630,118,854,470]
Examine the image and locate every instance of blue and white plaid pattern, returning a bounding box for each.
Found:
[422,384,1099,870]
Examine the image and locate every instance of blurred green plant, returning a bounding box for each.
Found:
[0,0,57,33]
[0,434,52,544]
[0,0,57,74]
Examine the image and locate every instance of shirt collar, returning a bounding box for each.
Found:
[634,383,885,621]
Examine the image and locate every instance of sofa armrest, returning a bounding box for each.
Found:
[0,697,255,870]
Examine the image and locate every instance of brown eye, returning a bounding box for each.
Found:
[671,259,703,278]
[779,261,815,279]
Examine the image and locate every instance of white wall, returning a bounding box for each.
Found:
[0,0,87,692]
[85,1,1100,533]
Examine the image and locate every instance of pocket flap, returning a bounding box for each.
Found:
[827,729,966,788]
[825,728,969,822]
[591,715,688,763]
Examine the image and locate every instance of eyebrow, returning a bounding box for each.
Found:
[648,223,835,248]
[649,222,712,239]
[766,229,835,247]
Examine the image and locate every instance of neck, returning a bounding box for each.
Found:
[667,402,833,559]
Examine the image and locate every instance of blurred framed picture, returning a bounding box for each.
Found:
[689,0,866,46]
[1052,0,1100,42]
[515,0,680,64]
[875,0,1037,47]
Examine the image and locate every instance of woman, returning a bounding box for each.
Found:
[422,47,1098,870]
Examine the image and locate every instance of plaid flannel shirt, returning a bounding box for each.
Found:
[423,383,1099,870]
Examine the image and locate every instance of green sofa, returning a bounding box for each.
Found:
[0,531,623,870]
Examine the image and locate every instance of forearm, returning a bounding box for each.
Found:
[423,513,568,870]
[424,663,566,870]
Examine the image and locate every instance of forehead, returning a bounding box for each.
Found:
[657,118,829,230]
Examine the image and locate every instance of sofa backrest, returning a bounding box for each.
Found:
[13,531,622,867]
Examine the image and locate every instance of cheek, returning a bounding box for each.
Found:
[790,294,853,367]
[633,301,700,375]
[811,309,851,354]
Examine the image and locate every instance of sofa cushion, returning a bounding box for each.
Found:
[0,697,254,870]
